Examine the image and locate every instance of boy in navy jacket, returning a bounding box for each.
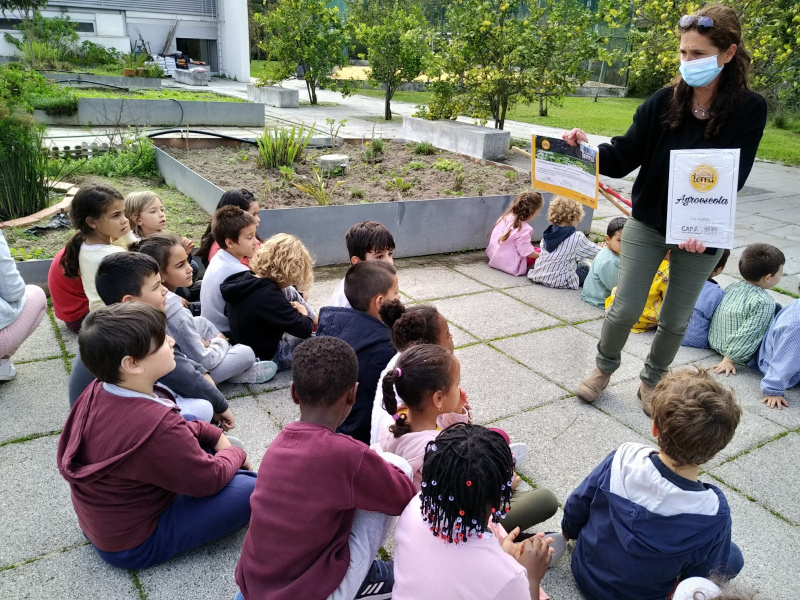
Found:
[316,261,401,444]
[561,368,743,600]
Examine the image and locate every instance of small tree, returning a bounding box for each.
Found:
[254,0,352,105]
[356,4,430,120]
[0,0,49,64]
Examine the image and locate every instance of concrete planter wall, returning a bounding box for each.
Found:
[34,98,266,127]
[403,116,510,162]
[247,84,299,108]
[43,72,162,89]
[15,258,52,289]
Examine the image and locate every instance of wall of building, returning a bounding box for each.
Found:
[218,0,250,81]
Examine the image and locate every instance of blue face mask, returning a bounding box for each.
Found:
[679,53,723,87]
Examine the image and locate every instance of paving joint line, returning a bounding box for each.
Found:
[0,540,90,573]
[0,429,62,448]
[129,570,149,600]
[705,474,797,527]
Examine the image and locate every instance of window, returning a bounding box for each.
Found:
[0,18,94,32]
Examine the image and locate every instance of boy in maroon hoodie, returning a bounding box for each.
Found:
[57,302,256,569]
[235,336,417,600]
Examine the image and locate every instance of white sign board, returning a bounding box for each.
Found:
[666,149,740,249]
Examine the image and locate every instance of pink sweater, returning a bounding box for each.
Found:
[487,215,536,276]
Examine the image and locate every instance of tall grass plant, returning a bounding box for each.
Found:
[256,124,314,169]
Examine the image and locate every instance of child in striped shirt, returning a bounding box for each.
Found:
[528,197,600,289]
[709,243,784,376]
[752,294,800,409]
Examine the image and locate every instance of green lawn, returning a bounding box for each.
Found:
[250,60,282,81]
[355,89,800,166]
[71,88,245,103]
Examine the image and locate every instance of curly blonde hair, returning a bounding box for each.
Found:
[124,191,162,238]
[547,196,584,227]
[250,233,314,292]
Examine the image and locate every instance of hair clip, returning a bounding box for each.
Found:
[465,480,472,487]
[396,367,403,378]
[392,413,400,421]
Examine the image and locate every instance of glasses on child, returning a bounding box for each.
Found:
[678,15,715,34]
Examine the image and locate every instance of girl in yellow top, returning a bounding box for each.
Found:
[606,254,670,333]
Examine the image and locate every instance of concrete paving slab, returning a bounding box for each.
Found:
[0,435,84,567]
[255,387,298,429]
[13,317,60,362]
[456,344,568,424]
[492,399,652,501]
[222,395,281,470]
[740,214,787,233]
[218,380,249,399]
[55,319,79,357]
[714,480,800,598]
[0,359,69,444]
[504,285,605,324]
[731,227,790,249]
[575,319,717,365]
[138,529,245,600]
[452,261,531,289]
[247,367,293,395]
[433,291,561,340]
[492,326,642,392]
[595,377,656,439]
[449,322,479,348]
[398,266,489,301]
[0,544,139,600]
[711,432,800,525]
[307,277,342,312]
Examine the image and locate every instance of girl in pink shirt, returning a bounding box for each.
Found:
[393,423,555,600]
[487,191,544,276]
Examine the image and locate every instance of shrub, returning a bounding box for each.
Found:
[74,40,121,66]
[75,138,159,179]
[433,158,462,172]
[413,141,436,155]
[256,124,314,169]
[29,94,77,116]
[0,116,49,221]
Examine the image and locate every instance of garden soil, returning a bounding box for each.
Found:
[165,141,531,208]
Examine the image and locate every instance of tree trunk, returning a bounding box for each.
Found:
[539,96,548,117]
[384,85,392,120]
[306,78,317,105]
[498,97,508,130]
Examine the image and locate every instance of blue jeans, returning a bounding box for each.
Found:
[94,470,257,570]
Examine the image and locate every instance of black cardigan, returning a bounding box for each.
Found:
[599,87,767,235]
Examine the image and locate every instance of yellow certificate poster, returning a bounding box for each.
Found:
[531,135,599,209]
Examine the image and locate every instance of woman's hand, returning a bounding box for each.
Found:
[678,238,707,253]
[562,128,589,147]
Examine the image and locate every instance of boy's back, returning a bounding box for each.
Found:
[236,421,414,600]
[709,280,775,362]
[562,442,734,600]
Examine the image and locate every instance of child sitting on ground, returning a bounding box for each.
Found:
[561,368,743,600]
[393,423,558,600]
[709,243,784,375]
[378,344,559,534]
[606,251,670,333]
[329,221,395,308]
[234,336,417,600]
[60,184,138,312]
[581,217,626,307]
[135,233,277,384]
[200,206,259,334]
[528,196,600,289]
[752,290,800,409]
[486,191,544,276]
[317,261,400,444]
[58,302,256,570]
[222,233,317,371]
[67,253,234,429]
[196,189,261,268]
[682,250,731,348]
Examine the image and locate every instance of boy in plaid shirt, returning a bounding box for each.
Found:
[709,243,784,375]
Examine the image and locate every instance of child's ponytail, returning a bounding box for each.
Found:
[379,297,406,330]
[496,190,544,243]
[382,344,456,438]
[60,184,123,278]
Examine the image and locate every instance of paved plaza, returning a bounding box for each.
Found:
[6,79,799,599]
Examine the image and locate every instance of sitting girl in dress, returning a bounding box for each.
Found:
[393,423,562,600]
[486,191,544,276]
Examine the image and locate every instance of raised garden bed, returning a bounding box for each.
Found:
[44,72,162,89]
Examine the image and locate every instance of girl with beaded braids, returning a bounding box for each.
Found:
[377,344,559,534]
[393,423,560,600]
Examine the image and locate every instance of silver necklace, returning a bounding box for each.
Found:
[692,99,710,119]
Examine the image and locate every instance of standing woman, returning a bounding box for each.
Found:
[563,5,766,414]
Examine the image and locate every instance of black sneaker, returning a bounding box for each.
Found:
[355,559,394,599]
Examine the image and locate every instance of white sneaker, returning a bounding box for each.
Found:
[229,360,278,384]
[0,359,17,381]
[509,442,528,465]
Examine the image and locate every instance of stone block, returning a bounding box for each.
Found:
[403,116,510,162]
[456,344,568,424]
[13,316,60,362]
[492,327,642,393]
[138,529,245,600]
[711,432,800,525]
[491,399,652,501]
[432,291,561,341]
[0,544,140,599]
[452,262,531,289]
[399,266,489,301]
[173,68,210,86]
[0,359,70,444]
[0,436,85,566]
[506,285,605,324]
[247,83,299,108]
[317,154,349,174]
